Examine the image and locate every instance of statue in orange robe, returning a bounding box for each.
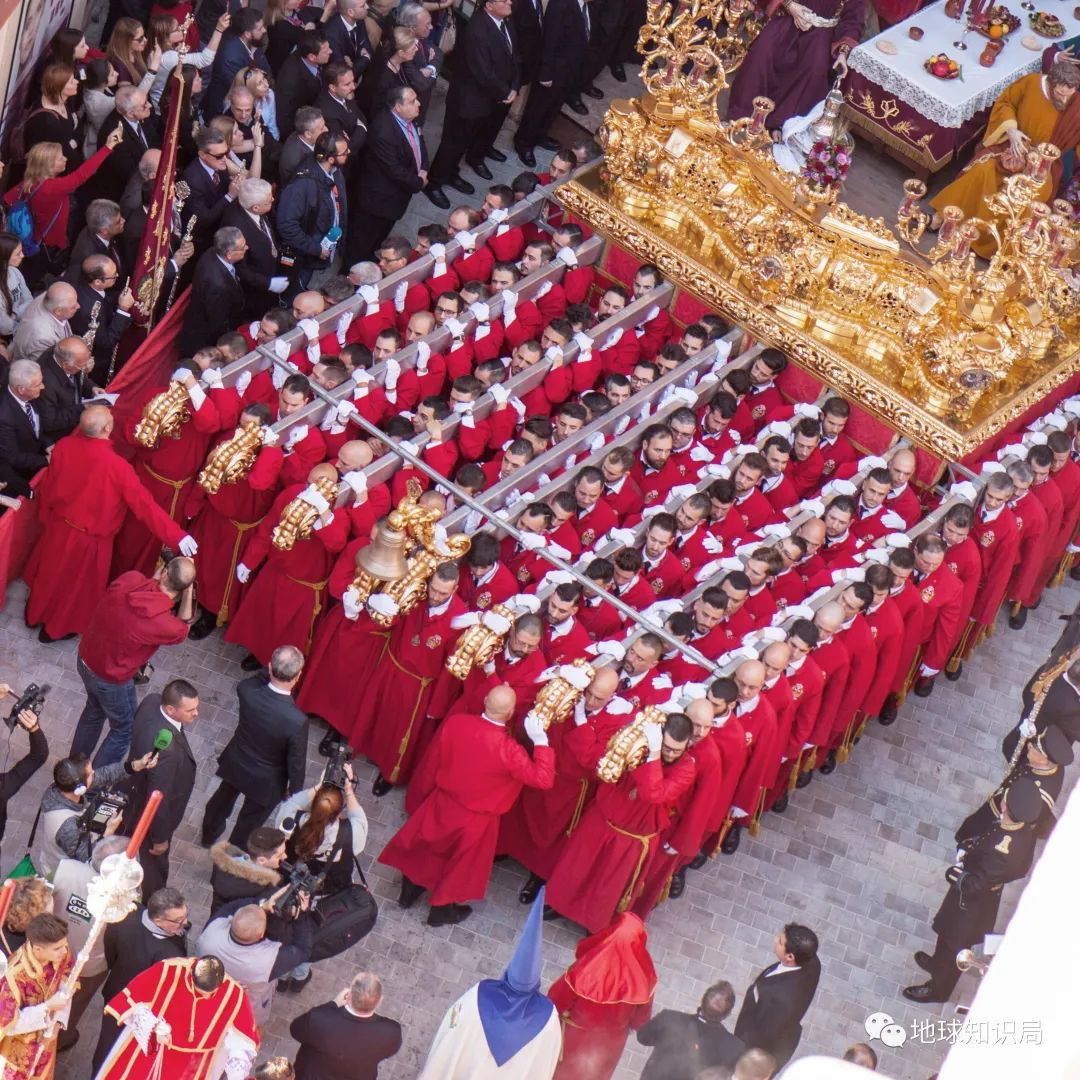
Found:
[545,714,696,933]
[94,956,258,1080]
[24,406,187,639]
[547,913,657,1080]
[224,465,349,664]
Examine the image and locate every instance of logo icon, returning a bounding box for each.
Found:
[864,1011,908,1048]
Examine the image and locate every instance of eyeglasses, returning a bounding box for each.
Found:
[206,151,228,160]
[133,34,147,42]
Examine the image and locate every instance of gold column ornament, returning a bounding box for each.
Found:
[445,604,515,680]
[198,421,265,494]
[271,474,341,551]
[133,379,191,448]
[597,706,667,784]
[532,658,597,729]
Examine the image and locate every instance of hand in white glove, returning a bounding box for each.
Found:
[335,312,354,346]
[652,673,674,690]
[269,276,289,294]
[689,444,714,463]
[548,542,571,559]
[444,317,467,342]
[394,280,409,313]
[451,611,480,630]
[384,358,400,392]
[178,535,198,557]
[500,288,518,321]
[589,639,626,662]
[202,367,224,389]
[701,534,726,555]
[285,425,309,451]
[638,402,652,423]
[336,400,358,424]
[342,587,363,621]
[298,317,320,343]
[614,415,631,436]
[881,510,907,530]
[510,592,542,614]
[359,284,380,307]
[523,710,549,747]
[588,432,606,454]
[667,386,698,408]
[518,532,546,551]
[949,480,978,503]
[342,469,368,498]
[644,721,663,757]
[799,497,826,517]
[469,301,490,325]
[454,229,477,251]
[300,485,331,515]
[235,370,253,396]
[482,610,512,634]
[489,382,510,407]
[414,340,431,375]
[261,426,280,447]
[606,527,637,548]
[555,245,578,268]
[367,593,400,618]
[236,563,252,584]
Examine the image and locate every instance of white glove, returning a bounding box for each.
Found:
[599,328,624,351]
[638,402,652,423]
[588,639,626,662]
[413,340,431,375]
[678,681,708,700]
[543,344,564,366]
[644,599,682,619]
[572,330,593,354]
[352,366,370,388]
[335,312,354,346]
[760,522,791,539]
[793,402,822,420]
[482,609,512,633]
[885,532,911,548]
[858,454,887,471]
[702,534,727,555]
[641,505,666,522]
[821,478,856,498]
[666,386,698,408]
[300,485,330,514]
[1018,717,1037,740]
[606,696,634,715]
[298,317,320,343]
[236,370,253,396]
[247,321,259,339]
[757,626,787,643]
[699,463,730,480]
[342,469,368,498]
[273,338,292,363]
[644,721,663,756]
[799,498,826,517]
[201,367,224,390]
[728,645,759,664]
[367,593,401,618]
[979,461,1005,476]
[949,480,978,503]
[519,532,546,551]
[451,611,480,630]
[454,229,477,251]
[269,276,289,294]
[464,509,483,533]
[667,484,697,503]
[469,301,491,325]
[998,442,1026,461]
[394,280,409,313]
[178,535,198,556]
[384,358,400,392]
[1023,430,1049,447]
[735,541,759,558]
[555,245,578,268]
[588,432,606,454]
[614,415,631,436]
[606,527,637,548]
[559,663,592,691]
[171,367,192,384]
[510,593,542,614]
[540,569,575,588]
[760,420,793,442]
[444,317,467,342]
[652,673,673,690]
[547,542,571,560]
[336,400,358,424]
[523,710,549,747]
[509,395,526,420]
[862,547,891,565]
[638,304,661,326]
[271,363,289,391]
[429,243,448,275]
[261,426,280,447]
[342,587,363,620]
[695,559,723,582]
[501,288,518,323]
[881,511,907,530]
[285,425,309,450]
[359,283,380,307]
[236,563,252,584]
[489,382,510,407]
[689,444,714,463]
[537,472,552,488]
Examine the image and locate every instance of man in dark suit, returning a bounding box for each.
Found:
[277,131,350,289]
[427,0,520,210]
[0,359,49,497]
[637,981,746,1080]
[180,227,249,356]
[1004,659,1080,761]
[290,971,403,1080]
[200,646,309,849]
[515,0,592,165]
[225,179,291,320]
[226,86,281,181]
[347,87,427,263]
[276,28,332,137]
[37,337,96,445]
[181,127,242,254]
[315,63,368,163]
[203,9,272,119]
[280,107,328,187]
[69,256,135,379]
[68,200,128,282]
[127,679,199,896]
[325,0,373,81]
[87,86,159,204]
[734,924,821,1070]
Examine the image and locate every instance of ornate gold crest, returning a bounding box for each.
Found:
[426,634,443,649]
[922,586,936,603]
[475,590,493,609]
[980,531,995,547]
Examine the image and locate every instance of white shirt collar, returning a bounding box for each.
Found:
[474,565,496,587]
[549,616,574,640]
[736,694,760,714]
[428,598,451,616]
[159,706,180,732]
[268,681,291,696]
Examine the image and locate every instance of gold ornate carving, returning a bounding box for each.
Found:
[198,421,264,494]
[850,92,934,151]
[597,707,666,784]
[133,380,190,449]
[271,474,340,551]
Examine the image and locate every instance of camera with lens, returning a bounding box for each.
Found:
[272,860,325,918]
[323,740,353,791]
[6,683,48,730]
[78,787,129,836]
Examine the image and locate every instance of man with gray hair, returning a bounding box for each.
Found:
[36,335,97,445]
[68,198,127,278]
[290,971,403,1078]
[201,645,310,849]
[120,148,161,218]
[280,105,328,186]
[88,85,157,203]
[180,226,249,354]
[11,282,79,363]
[225,177,291,318]
[0,359,49,496]
[396,2,442,120]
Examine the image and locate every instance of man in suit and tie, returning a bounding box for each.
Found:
[180,227,249,355]
[37,337,100,445]
[315,63,368,163]
[290,971,403,1080]
[276,28,332,137]
[11,282,79,364]
[0,360,50,497]
[225,178,292,320]
[88,86,158,204]
[227,87,282,181]
[277,131,350,289]
[127,679,200,896]
[347,86,427,263]
[512,0,545,97]
[203,9,272,119]
[734,923,821,1070]
[120,149,160,219]
[426,0,520,210]
[515,0,593,166]
[279,107,328,187]
[325,0,374,81]
[181,128,242,254]
[200,646,310,849]
[637,981,746,1079]
[69,256,136,379]
[68,200,128,281]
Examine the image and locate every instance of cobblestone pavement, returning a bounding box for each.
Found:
[0,571,1073,1080]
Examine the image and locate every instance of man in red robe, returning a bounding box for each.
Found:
[545,713,695,933]
[1003,459,1047,631]
[1010,443,1064,628]
[354,563,469,793]
[798,603,850,785]
[907,533,964,697]
[224,463,349,667]
[25,406,191,642]
[848,562,904,751]
[380,684,556,926]
[1038,429,1080,590]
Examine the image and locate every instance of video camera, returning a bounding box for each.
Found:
[323,740,354,792]
[271,860,325,918]
[5,683,48,730]
[77,787,129,836]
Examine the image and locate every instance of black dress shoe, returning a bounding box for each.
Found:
[903,982,948,1004]
[187,609,218,640]
[668,868,686,899]
[945,662,963,682]
[565,97,588,115]
[538,136,561,152]
[485,147,508,163]
[518,873,544,905]
[517,147,537,167]
[795,769,813,788]
[428,903,473,927]
[468,160,494,181]
[240,653,262,672]
[582,84,604,99]
[446,174,476,195]
[913,675,935,698]
[424,186,451,210]
[818,750,837,775]
[1008,607,1028,630]
[372,774,393,797]
[720,826,741,855]
[878,694,899,726]
[772,793,789,814]
[914,950,934,973]
[688,851,708,870]
[1030,596,1042,610]
[610,63,627,81]
[277,976,294,994]
[399,876,425,909]
[287,970,312,993]
[37,627,76,644]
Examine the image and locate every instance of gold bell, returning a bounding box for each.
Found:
[355,520,410,582]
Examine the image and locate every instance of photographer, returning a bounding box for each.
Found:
[210,827,288,915]
[32,751,157,878]
[0,682,49,855]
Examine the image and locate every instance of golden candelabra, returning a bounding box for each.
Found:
[82,300,102,350]
[272,474,341,551]
[532,658,597,729]
[597,706,666,784]
[556,0,1080,458]
[198,421,264,494]
[445,604,515,680]
[133,379,190,448]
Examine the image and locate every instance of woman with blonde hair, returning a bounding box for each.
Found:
[107,16,161,87]
[359,27,418,115]
[232,65,280,141]
[146,10,229,110]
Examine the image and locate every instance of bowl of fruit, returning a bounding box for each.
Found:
[1029,10,1065,35]
[974,5,1021,37]
[924,53,962,79]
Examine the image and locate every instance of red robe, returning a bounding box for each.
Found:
[817,433,858,480]
[629,456,682,511]
[458,563,518,611]
[641,550,685,599]
[703,715,750,846]
[861,597,905,718]
[790,449,825,499]
[604,476,645,522]
[24,432,185,638]
[806,637,851,751]
[545,755,696,932]
[915,563,964,674]
[572,500,619,550]
[728,695,780,818]
[1026,475,1065,601]
[435,646,548,722]
[223,484,349,662]
[884,483,922,528]
[1006,490,1049,609]
[827,614,877,751]
[730,383,783,439]
[968,506,1020,630]
[0,944,74,1080]
[1039,458,1080,588]
[543,618,593,665]
[732,488,773,532]
[353,595,469,784]
[766,656,825,805]
[380,712,555,905]
[888,580,927,696]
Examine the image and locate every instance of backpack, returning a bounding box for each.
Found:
[7,185,61,259]
[310,870,378,961]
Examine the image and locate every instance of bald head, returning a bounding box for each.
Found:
[686,698,715,743]
[80,404,114,438]
[798,517,826,548]
[418,490,446,514]
[337,440,373,471]
[583,666,619,711]
[44,282,79,318]
[734,659,766,699]
[54,336,92,372]
[485,684,517,722]
[308,462,339,486]
[815,600,845,635]
[293,291,326,319]
[762,641,793,675]
[890,447,916,488]
[231,904,267,943]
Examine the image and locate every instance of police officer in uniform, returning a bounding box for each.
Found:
[903,777,1044,1004]
[1003,657,1080,761]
